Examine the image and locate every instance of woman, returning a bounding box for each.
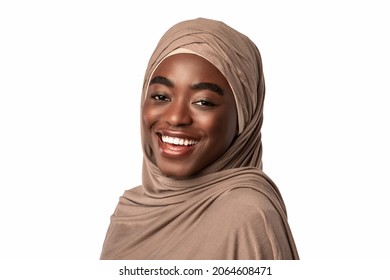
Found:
[100,18,299,259]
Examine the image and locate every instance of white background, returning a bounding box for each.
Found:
[1,0,389,262]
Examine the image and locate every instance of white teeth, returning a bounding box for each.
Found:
[161,135,198,146]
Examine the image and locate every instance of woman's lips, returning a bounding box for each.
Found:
[161,135,199,146]
[157,133,199,157]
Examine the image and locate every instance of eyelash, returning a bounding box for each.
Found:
[151,94,170,102]
[193,100,216,107]
[150,93,216,108]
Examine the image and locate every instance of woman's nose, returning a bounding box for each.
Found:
[164,100,192,126]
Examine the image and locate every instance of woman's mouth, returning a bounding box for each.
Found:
[161,135,199,146]
[157,133,199,157]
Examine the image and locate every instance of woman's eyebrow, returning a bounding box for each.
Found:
[191,82,224,96]
[149,76,174,87]
[149,76,224,96]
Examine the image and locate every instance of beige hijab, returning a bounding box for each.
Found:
[100,18,299,260]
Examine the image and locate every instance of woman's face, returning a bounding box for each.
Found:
[142,53,237,178]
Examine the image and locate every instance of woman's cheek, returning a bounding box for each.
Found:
[199,110,228,133]
[142,103,160,127]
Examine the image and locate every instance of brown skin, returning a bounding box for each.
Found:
[142,53,238,178]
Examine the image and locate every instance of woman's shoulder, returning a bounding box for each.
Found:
[219,187,276,210]
[207,187,280,225]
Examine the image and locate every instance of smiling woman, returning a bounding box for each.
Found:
[100,18,299,260]
[143,53,237,178]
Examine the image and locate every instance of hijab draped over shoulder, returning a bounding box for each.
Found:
[100,18,299,260]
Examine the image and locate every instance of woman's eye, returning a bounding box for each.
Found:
[151,94,170,102]
[193,100,216,107]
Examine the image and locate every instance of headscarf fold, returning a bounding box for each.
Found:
[100,18,299,260]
